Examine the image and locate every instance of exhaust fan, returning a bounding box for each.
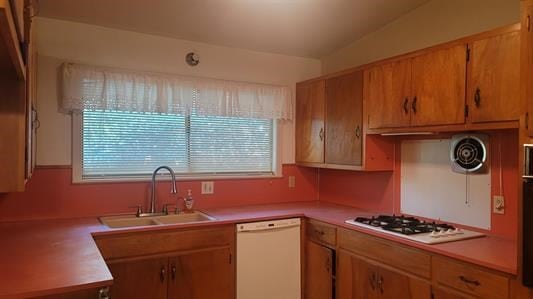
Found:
[450,134,489,174]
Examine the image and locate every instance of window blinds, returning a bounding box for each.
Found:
[81,110,274,179]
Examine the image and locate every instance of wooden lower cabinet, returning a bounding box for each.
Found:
[96,226,235,299]
[305,240,334,299]
[108,257,168,299]
[168,248,234,299]
[431,287,475,299]
[108,247,234,299]
[337,249,431,299]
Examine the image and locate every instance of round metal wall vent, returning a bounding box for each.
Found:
[450,134,488,173]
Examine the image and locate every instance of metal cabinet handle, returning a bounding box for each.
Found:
[378,275,384,294]
[98,287,110,299]
[459,275,480,287]
[160,267,166,283]
[474,88,481,107]
[319,128,324,141]
[355,125,361,139]
[171,264,177,280]
[412,96,417,114]
[403,97,409,114]
[369,272,377,291]
[313,229,325,236]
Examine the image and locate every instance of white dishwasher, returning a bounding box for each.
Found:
[236,218,301,299]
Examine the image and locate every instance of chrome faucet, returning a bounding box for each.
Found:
[150,166,177,214]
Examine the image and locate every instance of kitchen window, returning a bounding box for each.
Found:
[72,110,278,182]
[63,63,292,182]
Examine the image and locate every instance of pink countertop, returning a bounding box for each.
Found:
[0,201,518,298]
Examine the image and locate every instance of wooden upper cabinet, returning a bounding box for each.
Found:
[523,2,533,133]
[365,63,411,129]
[325,71,363,166]
[305,240,334,299]
[468,31,521,123]
[410,45,467,127]
[168,248,234,299]
[295,80,326,164]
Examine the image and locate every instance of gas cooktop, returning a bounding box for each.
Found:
[345,215,485,244]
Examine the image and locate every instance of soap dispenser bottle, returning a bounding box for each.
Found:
[184,189,194,211]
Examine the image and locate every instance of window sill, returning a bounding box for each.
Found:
[72,173,283,184]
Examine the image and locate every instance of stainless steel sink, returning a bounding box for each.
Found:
[100,211,216,228]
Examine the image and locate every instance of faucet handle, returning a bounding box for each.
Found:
[129,205,143,217]
[162,203,176,215]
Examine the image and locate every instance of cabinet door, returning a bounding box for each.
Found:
[325,71,363,165]
[411,45,467,126]
[107,257,168,299]
[523,3,533,133]
[468,31,521,123]
[377,264,431,299]
[305,240,334,299]
[168,247,234,299]
[296,80,326,164]
[432,287,475,299]
[365,62,411,129]
[337,250,379,299]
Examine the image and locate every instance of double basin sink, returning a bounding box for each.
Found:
[100,211,216,228]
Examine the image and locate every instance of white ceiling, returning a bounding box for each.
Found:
[37,0,430,58]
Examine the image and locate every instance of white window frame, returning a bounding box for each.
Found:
[71,112,282,183]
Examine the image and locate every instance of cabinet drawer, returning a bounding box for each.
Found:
[94,225,234,260]
[306,219,336,246]
[433,257,509,299]
[338,228,431,278]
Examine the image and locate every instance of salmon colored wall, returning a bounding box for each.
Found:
[320,130,519,240]
[0,164,318,222]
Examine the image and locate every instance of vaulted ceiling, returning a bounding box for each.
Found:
[38,0,430,58]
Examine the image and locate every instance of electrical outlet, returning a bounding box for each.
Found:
[201,181,214,194]
[493,195,505,214]
[288,176,296,188]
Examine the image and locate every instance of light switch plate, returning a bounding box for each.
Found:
[493,195,505,214]
[288,176,296,188]
[201,181,214,194]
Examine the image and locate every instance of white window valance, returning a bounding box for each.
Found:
[61,63,293,120]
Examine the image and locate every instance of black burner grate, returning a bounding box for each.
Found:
[354,215,455,236]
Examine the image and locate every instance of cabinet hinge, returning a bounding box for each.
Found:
[229,253,232,264]
[466,46,471,62]
[464,105,469,118]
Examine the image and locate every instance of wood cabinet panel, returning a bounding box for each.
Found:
[168,247,233,299]
[108,257,168,299]
[306,219,337,247]
[523,2,533,133]
[94,225,233,260]
[468,31,521,123]
[338,228,431,279]
[433,256,509,299]
[410,45,467,126]
[378,264,430,299]
[337,249,379,299]
[432,287,476,299]
[305,240,333,299]
[295,80,326,164]
[337,249,430,299]
[366,62,414,129]
[325,71,363,166]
